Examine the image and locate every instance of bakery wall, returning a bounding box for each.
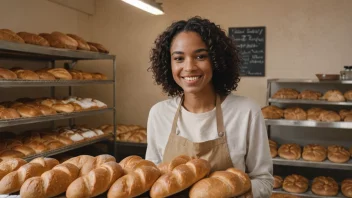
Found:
[90,0,352,127]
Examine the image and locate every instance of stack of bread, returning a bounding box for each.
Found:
[0,67,107,80]
[262,105,352,122]
[0,96,107,120]
[272,88,352,102]
[269,139,351,163]
[108,124,147,143]
[0,154,252,198]
[0,29,109,53]
[0,125,111,161]
[276,174,352,197]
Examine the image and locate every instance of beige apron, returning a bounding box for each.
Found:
[162,94,233,172]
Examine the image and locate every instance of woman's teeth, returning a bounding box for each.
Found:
[184,76,200,81]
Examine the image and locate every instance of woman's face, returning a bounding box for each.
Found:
[170,31,213,96]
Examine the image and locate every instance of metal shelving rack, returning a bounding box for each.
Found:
[266,78,352,198]
[0,40,117,159]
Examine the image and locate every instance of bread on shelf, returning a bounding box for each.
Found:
[278,143,301,160]
[319,110,341,122]
[17,32,50,47]
[272,88,300,99]
[273,175,283,189]
[311,176,338,196]
[0,68,17,79]
[284,107,307,120]
[297,90,322,100]
[11,68,40,80]
[87,41,109,53]
[302,144,327,162]
[322,90,345,102]
[67,33,90,51]
[0,29,25,43]
[341,178,352,198]
[261,105,284,119]
[344,90,352,101]
[307,107,325,121]
[327,145,350,163]
[269,139,278,158]
[282,174,309,193]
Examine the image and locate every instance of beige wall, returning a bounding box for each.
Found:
[91,0,352,127]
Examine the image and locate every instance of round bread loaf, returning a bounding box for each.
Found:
[344,115,352,122]
[261,105,284,119]
[323,90,345,102]
[341,179,352,198]
[11,69,39,80]
[273,175,283,189]
[269,139,278,158]
[0,68,17,79]
[311,176,338,196]
[272,88,300,99]
[282,174,309,193]
[339,109,352,120]
[17,32,50,46]
[307,107,325,121]
[344,90,352,101]
[298,90,322,100]
[319,111,341,122]
[278,143,301,160]
[302,144,327,162]
[284,107,307,120]
[15,104,43,118]
[327,145,350,163]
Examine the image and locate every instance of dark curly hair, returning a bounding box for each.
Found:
[148,16,242,97]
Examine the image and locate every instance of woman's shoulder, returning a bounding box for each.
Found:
[223,93,262,115]
[149,97,179,116]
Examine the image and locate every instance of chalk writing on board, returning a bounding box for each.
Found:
[228,27,266,76]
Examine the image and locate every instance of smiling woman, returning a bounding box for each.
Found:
[146,16,274,198]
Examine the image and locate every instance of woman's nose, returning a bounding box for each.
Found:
[184,58,196,72]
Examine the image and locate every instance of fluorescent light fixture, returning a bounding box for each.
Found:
[122,0,164,15]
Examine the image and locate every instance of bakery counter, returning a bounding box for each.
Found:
[0,40,115,61]
[273,157,352,170]
[272,189,346,198]
[268,98,352,106]
[0,108,113,127]
[0,79,114,88]
[265,119,352,129]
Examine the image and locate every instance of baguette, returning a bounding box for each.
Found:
[66,161,124,198]
[0,157,59,194]
[150,158,211,198]
[107,155,161,198]
[157,155,193,175]
[189,168,251,198]
[0,158,27,180]
[20,163,79,198]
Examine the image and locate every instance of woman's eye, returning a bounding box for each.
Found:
[174,57,184,61]
[196,54,208,60]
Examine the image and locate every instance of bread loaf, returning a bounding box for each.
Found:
[278,143,301,160]
[107,155,160,198]
[302,144,327,162]
[284,107,307,120]
[0,150,25,160]
[319,110,341,122]
[0,68,17,79]
[273,175,283,189]
[17,32,50,47]
[35,70,56,80]
[311,176,338,196]
[150,158,211,198]
[20,163,79,198]
[189,167,251,198]
[0,29,25,43]
[66,161,124,198]
[0,158,27,180]
[282,174,309,193]
[340,109,352,120]
[341,179,352,198]
[307,107,325,121]
[297,90,321,100]
[272,88,300,99]
[0,108,21,119]
[88,43,99,52]
[323,90,345,102]
[157,155,193,175]
[12,69,40,80]
[261,105,284,119]
[87,42,109,53]
[46,68,72,80]
[345,90,352,101]
[327,145,350,163]
[67,34,90,51]
[269,139,278,158]
[0,157,59,194]
[15,104,43,117]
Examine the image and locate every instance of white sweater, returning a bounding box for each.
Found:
[145,94,274,198]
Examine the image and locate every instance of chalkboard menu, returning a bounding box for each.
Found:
[228,26,266,76]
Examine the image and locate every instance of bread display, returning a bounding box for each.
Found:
[322,90,345,102]
[189,167,251,198]
[261,105,284,119]
[302,144,327,162]
[284,107,307,120]
[319,110,341,122]
[0,157,59,194]
[273,175,283,189]
[282,174,309,193]
[278,143,301,160]
[273,88,300,99]
[345,90,352,101]
[0,158,27,180]
[342,179,352,198]
[150,158,210,198]
[67,33,90,51]
[297,90,321,100]
[17,32,50,46]
[327,145,350,163]
[311,176,338,196]
[108,155,161,198]
[0,68,17,79]
[0,29,25,43]
[269,139,278,158]
[157,155,193,175]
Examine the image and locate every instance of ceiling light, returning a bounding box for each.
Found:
[122,0,164,15]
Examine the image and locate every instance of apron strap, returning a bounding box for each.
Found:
[171,96,184,134]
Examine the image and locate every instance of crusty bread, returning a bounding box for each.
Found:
[278,143,301,160]
[0,150,25,161]
[189,167,251,198]
[0,157,59,194]
[39,32,78,50]
[0,158,27,180]
[342,179,352,198]
[150,158,210,198]
[261,105,284,119]
[157,155,193,175]
[344,90,352,101]
[0,29,25,43]
[302,144,327,162]
[327,145,350,163]
[322,90,345,102]
[88,43,99,52]
[46,68,72,80]
[11,145,36,156]
[311,176,338,196]
[15,104,43,118]
[87,41,109,53]
[67,34,90,51]
[298,90,321,100]
[0,108,21,119]
[52,102,75,113]
[282,174,309,193]
[108,155,161,198]
[319,111,341,122]
[273,175,283,189]
[35,70,56,80]
[272,88,300,99]
[20,163,79,198]
[11,69,40,80]
[340,109,352,120]
[0,68,17,79]
[269,139,278,158]
[307,107,325,121]
[66,161,124,198]
[284,107,307,120]
[17,32,50,47]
